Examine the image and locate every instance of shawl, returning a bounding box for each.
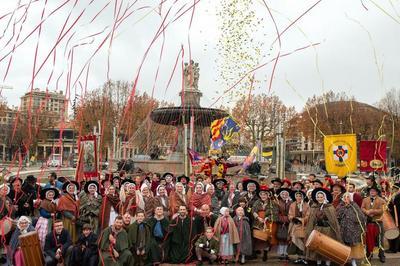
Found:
[154,195,169,210]
[100,193,120,230]
[336,201,366,245]
[214,216,240,244]
[169,191,188,215]
[305,203,342,242]
[121,193,137,215]
[189,192,210,213]
[143,196,156,218]
[57,193,79,216]
[10,225,35,252]
[40,199,57,213]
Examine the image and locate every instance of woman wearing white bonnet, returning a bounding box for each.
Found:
[214,207,240,264]
[154,185,170,217]
[9,216,34,265]
[305,188,341,266]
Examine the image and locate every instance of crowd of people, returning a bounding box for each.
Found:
[0,170,400,266]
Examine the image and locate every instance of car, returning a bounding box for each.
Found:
[47,154,62,167]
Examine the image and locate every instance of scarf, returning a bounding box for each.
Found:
[106,193,120,210]
[153,220,163,238]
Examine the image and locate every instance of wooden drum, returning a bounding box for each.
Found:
[381,211,400,240]
[19,231,45,266]
[306,230,351,265]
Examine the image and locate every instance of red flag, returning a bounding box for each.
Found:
[359,140,387,172]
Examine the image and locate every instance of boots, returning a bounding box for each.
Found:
[262,250,268,261]
[378,249,386,263]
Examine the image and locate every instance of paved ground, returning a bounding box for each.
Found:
[162,253,400,266]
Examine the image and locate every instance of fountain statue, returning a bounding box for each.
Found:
[150,60,227,156]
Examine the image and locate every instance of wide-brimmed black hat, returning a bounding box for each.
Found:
[62,181,80,193]
[243,179,260,192]
[25,175,37,183]
[162,172,174,179]
[290,190,307,201]
[331,183,346,194]
[212,178,227,187]
[177,175,190,183]
[276,188,292,198]
[312,179,323,186]
[40,187,60,200]
[271,178,283,185]
[292,181,305,190]
[84,180,100,194]
[367,186,381,195]
[311,188,333,203]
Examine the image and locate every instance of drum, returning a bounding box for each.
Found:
[19,231,45,266]
[306,230,351,265]
[381,211,400,240]
[0,217,12,236]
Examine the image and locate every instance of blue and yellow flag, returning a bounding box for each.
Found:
[324,134,357,177]
[210,116,240,150]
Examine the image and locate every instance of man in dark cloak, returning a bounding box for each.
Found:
[193,204,218,235]
[127,210,152,265]
[44,220,73,266]
[9,178,32,218]
[98,215,133,266]
[147,206,170,264]
[167,205,196,263]
[70,223,98,266]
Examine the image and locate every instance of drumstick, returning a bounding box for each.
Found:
[395,205,398,228]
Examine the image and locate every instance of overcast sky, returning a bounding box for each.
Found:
[0,0,399,111]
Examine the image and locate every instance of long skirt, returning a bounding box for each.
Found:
[219,233,234,259]
[63,217,77,242]
[35,217,51,249]
[14,249,25,266]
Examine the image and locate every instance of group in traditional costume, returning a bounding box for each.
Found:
[2,167,400,266]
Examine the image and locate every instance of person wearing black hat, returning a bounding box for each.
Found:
[305,188,341,266]
[331,183,346,208]
[58,181,80,242]
[22,175,41,215]
[292,181,305,192]
[79,181,102,234]
[35,188,60,248]
[212,178,227,202]
[360,175,379,198]
[252,186,279,262]
[242,179,260,211]
[177,175,190,193]
[361,186,386,262]
[271,178,283,195]
[388,182,400,253]
[8,177,31,218]
[288,190,310,265]
[312,179,323,189]
[44,172,63,190]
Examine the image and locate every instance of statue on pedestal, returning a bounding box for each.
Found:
[184,60,200,90]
